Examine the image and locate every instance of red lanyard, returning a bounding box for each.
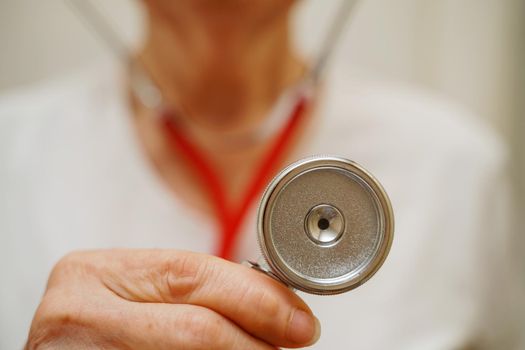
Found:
[160,93,309,260]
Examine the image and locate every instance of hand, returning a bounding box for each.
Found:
[26,249,320,349]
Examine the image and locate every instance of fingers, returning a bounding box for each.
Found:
[99,249,320,348]
[120,303,276,350]
[29,285,275,350]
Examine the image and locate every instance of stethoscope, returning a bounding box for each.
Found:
[68,0,360,260]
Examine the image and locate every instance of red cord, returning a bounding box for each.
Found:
[161,95,308,260]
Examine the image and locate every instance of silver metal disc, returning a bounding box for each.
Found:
[257,156,394,295]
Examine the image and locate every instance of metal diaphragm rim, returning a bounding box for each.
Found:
[256,156,394,295]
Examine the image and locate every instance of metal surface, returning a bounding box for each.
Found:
[257,156,394,295]
[305,204,345,246]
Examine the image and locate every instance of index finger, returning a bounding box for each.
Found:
[100,249,320,348]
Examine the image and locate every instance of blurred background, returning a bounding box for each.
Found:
[1,0,523,339]
[1,0,523,214]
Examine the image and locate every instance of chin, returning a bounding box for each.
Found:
[142,0,296,23]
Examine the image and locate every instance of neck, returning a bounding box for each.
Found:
[138,5,305,134]
[130,4,314,215]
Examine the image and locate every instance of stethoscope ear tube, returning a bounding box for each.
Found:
[309,0,361,85]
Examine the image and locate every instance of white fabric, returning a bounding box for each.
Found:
[0,61,513,349]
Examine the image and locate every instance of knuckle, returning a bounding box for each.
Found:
[47,250,97,288]
[160,253,213,302]
[26,294,82,349]
[27,291,120,350]
[52,251,79,272]
[47,252,80,287]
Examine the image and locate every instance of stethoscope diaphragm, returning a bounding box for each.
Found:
[252,156,394,295]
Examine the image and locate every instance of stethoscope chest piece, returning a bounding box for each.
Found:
[254,156,394,295]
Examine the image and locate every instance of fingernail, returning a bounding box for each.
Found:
[287,309,321,345]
